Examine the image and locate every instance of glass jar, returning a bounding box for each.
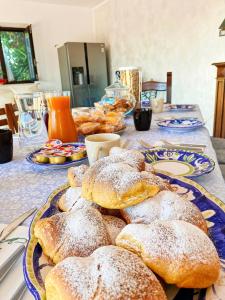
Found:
[97,81,136,115]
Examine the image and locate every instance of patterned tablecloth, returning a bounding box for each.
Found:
[0,106,225,225]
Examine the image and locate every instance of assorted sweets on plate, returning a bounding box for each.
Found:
[33,139,87,164]
[95,97,133,114]
[73,109,126,135]
[25,147,224,300]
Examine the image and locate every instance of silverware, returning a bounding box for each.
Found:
[139,139,153,148]
[161,139,206,148]
[159,145,204,153]
[0,208,36,242]
[138,139,204,153]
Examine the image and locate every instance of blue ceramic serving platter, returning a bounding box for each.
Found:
[143,148,215,178]
[26,143,88,170]
[23,173,225,300]
[157,117,204,131]
[167,104,196,112]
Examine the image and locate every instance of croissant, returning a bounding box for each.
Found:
[82,150,160,209]
[67,164,89,187]
[116,220,220,288]
[121,190,208,233]
[34,207,125,264]
[45,245,167,300]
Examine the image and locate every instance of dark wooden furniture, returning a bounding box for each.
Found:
[142,72,172,103]
[5,103,18,134]
[213,62,225,137]
[0,106,8,129]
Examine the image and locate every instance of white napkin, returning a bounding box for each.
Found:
[0,224,29,300]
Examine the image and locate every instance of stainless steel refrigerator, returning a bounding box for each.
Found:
[57,42,108,107]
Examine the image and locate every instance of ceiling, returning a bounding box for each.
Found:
[23,0,105,8]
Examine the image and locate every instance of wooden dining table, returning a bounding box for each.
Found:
[0,105,225,300]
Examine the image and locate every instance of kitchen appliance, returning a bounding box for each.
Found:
[57,42,108,108]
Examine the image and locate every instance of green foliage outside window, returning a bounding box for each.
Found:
[0,27,37,83]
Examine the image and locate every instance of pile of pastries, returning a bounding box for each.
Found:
[34,147,220,299]
[73,110,125,135]
[34,139,86,164]
[94,98,133,114]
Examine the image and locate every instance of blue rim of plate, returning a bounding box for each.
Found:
[157,118,204,130]
[26,143,87,168]
[143,148,215,178]
[23,172,225,300]
[167,104,196,111]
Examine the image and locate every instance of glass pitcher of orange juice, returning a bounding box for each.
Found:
[46,91,77,142]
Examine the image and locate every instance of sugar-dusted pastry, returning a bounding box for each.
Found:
[116,220,220,288]
[67,164,88,187]
[58,187,111,215]
[109,146,127,156]
[102,215,126,244]
[82,150,151,204]
[78,122,101,135]
[34,207,126,264]
[58,187,82,211]
[45,245,167,300]
[121,190,208,233]
[82,162,160,209]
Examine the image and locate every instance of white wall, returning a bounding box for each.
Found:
[0,0,95,90]
[94,0,225,133]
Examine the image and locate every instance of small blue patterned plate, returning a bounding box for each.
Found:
[167,104,196,112]
[23,173,225,300]
[26,143,88,170]
[157,118,204,131]
[143,148,215,178]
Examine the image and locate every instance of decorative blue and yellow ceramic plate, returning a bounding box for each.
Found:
[26,143,88,170]
[143,148,215,178]
[157,118,204,131]
[23,174,225,300]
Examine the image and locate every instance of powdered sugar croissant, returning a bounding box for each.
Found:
[121,190,208,233]
[82,150,160,209]
[34,207,125,264]
[116,220,220,288]
[45,245,167,300]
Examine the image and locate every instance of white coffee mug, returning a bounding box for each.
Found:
[152,98,164,113]
[85,133,121,165]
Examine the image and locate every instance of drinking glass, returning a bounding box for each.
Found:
[133,108,152,131]
[15,93,48,151]
[0,129,13,163]
[151,98,164,113]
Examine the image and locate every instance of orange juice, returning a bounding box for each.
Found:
[48,96,77,142]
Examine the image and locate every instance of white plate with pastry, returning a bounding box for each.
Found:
[24,149,225,300]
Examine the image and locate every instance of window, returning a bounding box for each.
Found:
[0,25,38,84]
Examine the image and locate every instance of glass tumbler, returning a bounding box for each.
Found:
[15,93,48,150]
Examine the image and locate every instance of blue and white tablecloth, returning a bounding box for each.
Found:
[0,106,224,226]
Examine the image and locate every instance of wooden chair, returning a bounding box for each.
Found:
[142,72,172,103]
[2,103,18,134]
[0,106,9,129]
